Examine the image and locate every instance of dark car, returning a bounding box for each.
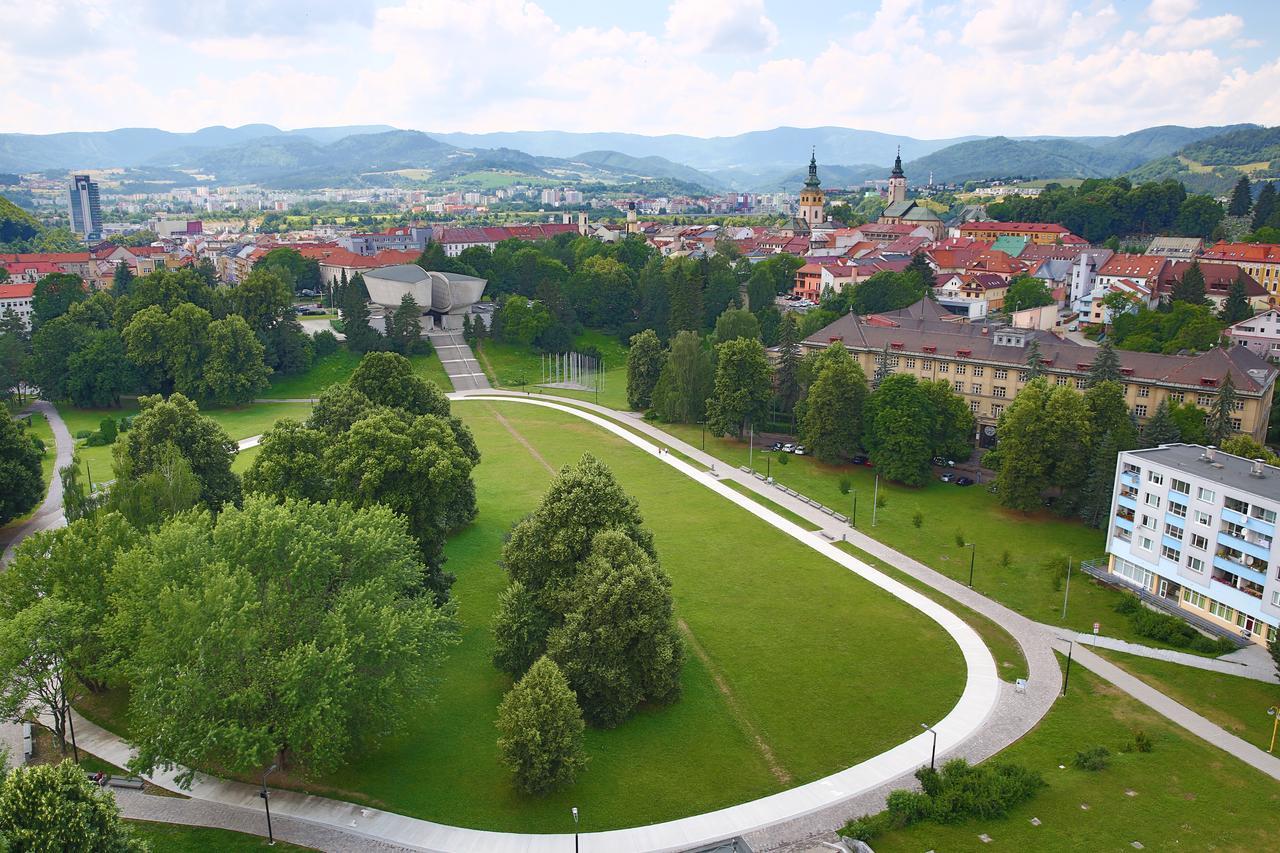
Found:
[851,454,868,465]
[770,442,783,452]
[954,477,975,486]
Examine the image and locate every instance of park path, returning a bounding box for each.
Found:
[1,400,73,565]
[1069,631,1279,684]
[428,329,489,391]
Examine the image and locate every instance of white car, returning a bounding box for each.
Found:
[781,443,796,453]
[793,445,806,456]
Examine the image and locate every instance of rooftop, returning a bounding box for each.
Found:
[1124,444,1280,503]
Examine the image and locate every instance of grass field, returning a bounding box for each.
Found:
[871,660,1280,852]
[477,329,629,410]
[647,425,1193,647]
[14,410,55,490]
[266,348,453,398]
[80,400,968,833]
[127,821,311,852]
[1093,648,1280,752]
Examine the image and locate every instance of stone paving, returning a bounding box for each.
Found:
[1075,632,1279,683]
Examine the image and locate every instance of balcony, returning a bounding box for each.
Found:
[1222,507,1248,526]
[1210,575,1266,615]
[1120,470,1139,487]
[1245,514,1276,537]
[1164,511,1186,528]
[1117,493,1137,511]
[1216,530,1272,563]
[1167,489,1190,505]
[1161,535,1183,552]
[1212,554,1268,587]
[1114,515,1134,532]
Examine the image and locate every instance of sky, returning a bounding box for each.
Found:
[3,0,1279,139]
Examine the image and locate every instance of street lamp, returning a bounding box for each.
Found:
[260,763,278,845]
[1269,707,1279,754]
[572,806,580,853]
[1061,637,1075,696]
[920,723,937,771]
[700,420,706,451]
[850,488,857,528]
[961,541,976,587]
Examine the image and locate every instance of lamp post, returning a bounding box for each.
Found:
[572,806,579,853]
[1269,707,1279,754]
[962,541,976,587]
[766,454,771,480]
[1061,638,1075,696]
[871,473,880,526]
[920,723,937,771]
[1061,557,1073,620]
[260,763,278,845]
[700,420,706,451]
[851,488,857,528]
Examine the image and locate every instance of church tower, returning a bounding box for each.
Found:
[797,150,825,226]
[888,147,907,205]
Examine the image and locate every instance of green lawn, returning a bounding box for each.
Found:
[871,660,1280,852]
[231,444,261,474]
[647,425,1184,646]
[113,399,959,832]
[127,821,312,852]
[1093,648,1280,752]
[266,348,453,398]
[19,411,56,488]
[477,329,629,410]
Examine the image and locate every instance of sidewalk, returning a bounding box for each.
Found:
[1072,632,1279,684]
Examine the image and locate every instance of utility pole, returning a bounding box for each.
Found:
[872,474,880,526]
[1061,557,1073,620]
[749,421,754,473]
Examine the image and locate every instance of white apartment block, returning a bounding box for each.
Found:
[1105,444,1280,646]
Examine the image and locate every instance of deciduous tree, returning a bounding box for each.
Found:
[495,656,586,794]
[650,331,713,423]
[0,409,43,525]
[114,393,241,511]
[706,337,772,438]
[625,329,665,411]
[202,314,271,407]
[0,761,144,851]
[864,374,933,485]
[801,346,868,463]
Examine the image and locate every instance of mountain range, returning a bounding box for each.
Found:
[0,123,1273,195]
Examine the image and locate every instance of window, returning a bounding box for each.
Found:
[1170,502,1187,518]
[1123,462,1141,475]
[1137,385,1150,398]
[1273,590,1280,607]
[1148,471,1164,485]
[1114,556,1155,587]
[1197,394,1213,407]
[1164,523,1183,540]
[1183,588,1206,608]
[1233,400,1245,412]
[938,362,950,373]
[969,400,979,413]
[1197,487,1215,503]
[971,383,982,395]
[1195,510,1212,525]
[1208,599,1234,622]
[1075,378,1087,390]
[993,386,1007,398]
[1253,506,1278,523]
[955,364,967,375]
[921,359,933,370]
[1056,377,1068,387]
[954,380,964,392]
[991,404,1004,417]
[1139,536,1154,550]
[889,356,900,368]
[1018,371,1028,382]
[1134,404,1148,418]
[1170,478,1190,495]
[1169,392,1184,403]
[973,365,985,377]
[1190,533,1208,550]
[1160,544,1181,562]
[994,368,1008,380]
[1140,513,1156,530]
[1225,496,1249,514]
[1230,417,1242,431]
[905,357,916,368]
[1187,556,1205,573]
[1145,493,1161,508]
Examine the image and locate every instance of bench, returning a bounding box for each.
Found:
[832,513,847,524]
[107,775,145,790]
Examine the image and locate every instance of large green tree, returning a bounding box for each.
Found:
[706,336,773,438]
[801,345,868,463]
[114,393,241,511]
[66,330,132,408]
[1228,175,1253,217]
[0,409,43,525]
[774,311,802,413]
[202,314,271,407]
[1170,260,1208,306]
[1206,374,1239,444]
[1003,275,1054,313]
[712,307,761,345]
[1086,341,1122,387]
[495,656,587,794]
[1219,270,1255,325]
[986,379,1092,512]
[0,761,144,851]
[650,331,714,424]
[31,273,86,329]
[864,374,934,486]
[387,294,424,355]
[625,329,665,411]
[1139,398,1181,447]
[111,497,457,783]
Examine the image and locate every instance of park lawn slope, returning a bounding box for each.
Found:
[127,820,313,852]
[476,328,629,410]
[265,349,453,398]
[294,400,966,832]
[1093,647,1280,752]
[870,661,1280,852]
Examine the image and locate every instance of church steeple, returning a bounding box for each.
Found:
[887,146,907,205]
[804,148,821,189]
[890,146,904,179]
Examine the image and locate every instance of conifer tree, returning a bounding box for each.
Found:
[775,312,801,412]
[1170,260,1208,306]
[1024,339,1046,380]
[1086,341,1122,387]
[1079,430,1120,528]
[1139,398,1181,446]
[872,343,892,389]
[1218,270,1255,325]
[112,262,134,297]
[1253,183,1278,232]
[1206,373,1239,444]
[1228,175,1253,217]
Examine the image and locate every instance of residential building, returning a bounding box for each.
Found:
[957,220,1086,246]
[932,273,1008,317]
[1103,444,1279,646]
[338,226,429,256]
[1201,241,1280,296]
[1145,236,1203,260]
[1225,309,1280,362]
[1155,261,1268,311]
[1067,248,1113,314]
[0,282,36,330]
[803,299,1277,443]
[67,174,102,242]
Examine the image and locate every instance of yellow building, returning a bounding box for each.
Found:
[1201,241,1280,296]
[797,151,825,228]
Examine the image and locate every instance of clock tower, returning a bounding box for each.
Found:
[797,150,825,227]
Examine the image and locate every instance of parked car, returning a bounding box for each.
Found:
[793,445,806,456]
[299,289,316,297]
[770,442,783,452]
[781,443,796,453]
[851,454,869,465]
[954,477,975,486]
[932,456,956,467]
[940,472,955,483]
[303,308,327,315]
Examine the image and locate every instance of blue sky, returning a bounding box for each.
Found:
[3,0,1278,138]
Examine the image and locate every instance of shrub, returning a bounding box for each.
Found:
[1073,745,1111,771]
[1113,595,1140,616]
[912,511,924,528]
[98,418,117,443]
[495,656,587,795]
[1131,729,1153,753]
[1117,597,1237,653]
[74,429,92,440]
[998,550,1012,569]
[954,531,966,548]
[838,476,851,495]
[312,329,340,357]
[777,451,788,465]
[876,494,887,508]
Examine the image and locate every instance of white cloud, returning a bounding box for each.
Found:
[1147,0,1197,25]
[664,0,779,55]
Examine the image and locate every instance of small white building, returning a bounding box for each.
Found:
[1225,309,1280,363]
[0,282,35,330]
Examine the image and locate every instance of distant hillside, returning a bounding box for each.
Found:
[1127,125,1280,195]
[0,192,41,243]
[570,151,721,189]
[1087,124,1256,161]
[905,136,1149,183]
[756,162,886,192]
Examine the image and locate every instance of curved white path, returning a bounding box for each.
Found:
[72,395,1001,853]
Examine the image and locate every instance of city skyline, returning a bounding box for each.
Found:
[3,0,1278,138]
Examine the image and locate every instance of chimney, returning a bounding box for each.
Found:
[1205,446,1216,462]
[1252,458,1266,478]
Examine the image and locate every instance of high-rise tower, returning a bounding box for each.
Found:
[68,174,102,242]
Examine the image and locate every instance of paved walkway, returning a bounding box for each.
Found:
[428,330,489,392]
[1,401,72,565]
[1073,631,1280,683]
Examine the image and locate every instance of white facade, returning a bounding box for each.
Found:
[1106,444,1280,645]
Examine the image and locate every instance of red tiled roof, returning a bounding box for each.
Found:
[0,283,36,299]
[1158,261,1264,296]
[1201,241,1280,264]
[959,221,1071,235]
[1098,253,1166,280]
